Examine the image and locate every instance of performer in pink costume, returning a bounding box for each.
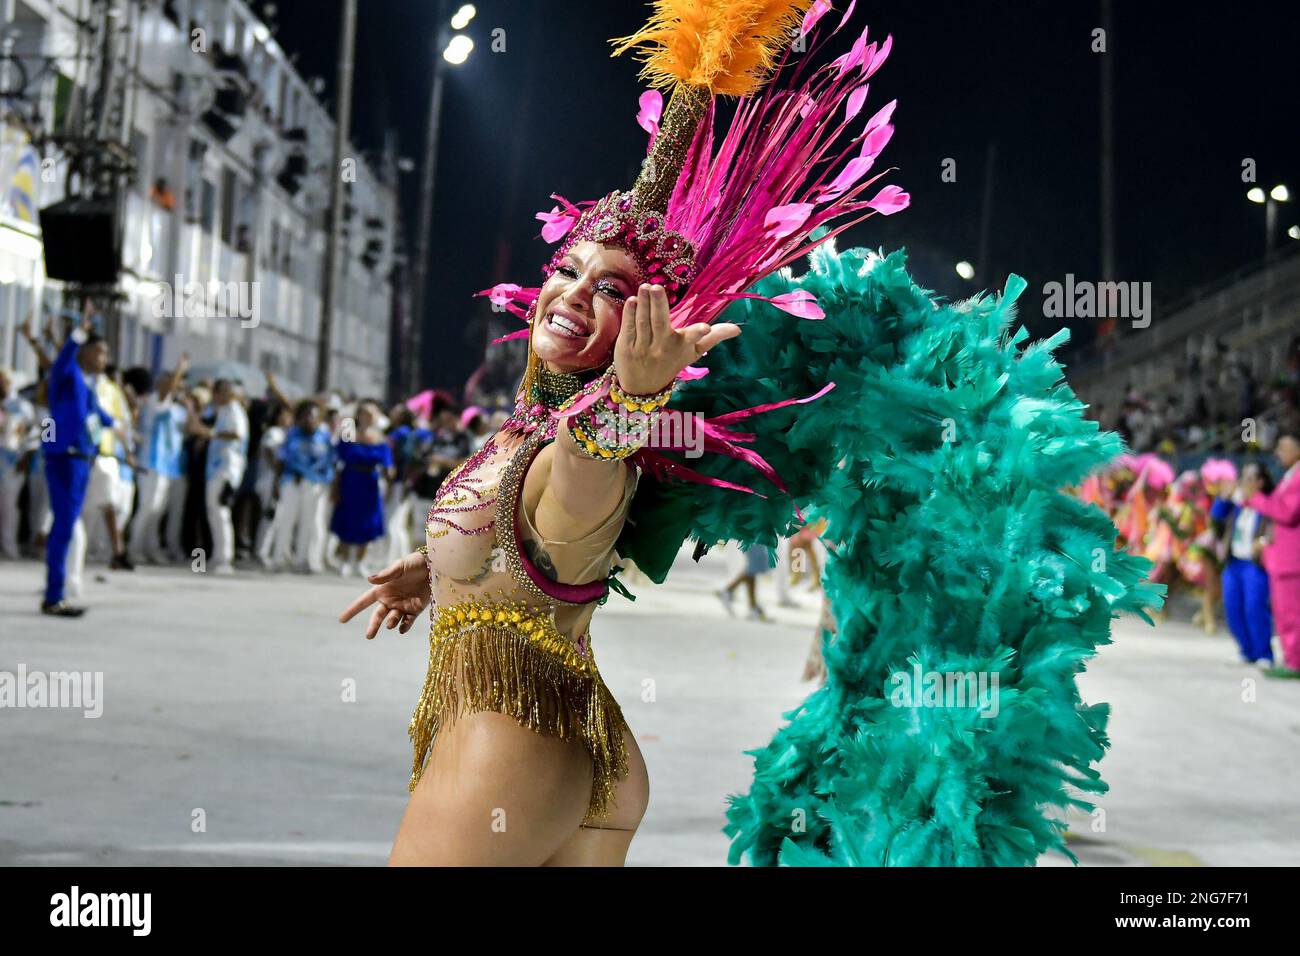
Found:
[1243,434,1300,674]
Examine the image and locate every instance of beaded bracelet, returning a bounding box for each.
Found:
[561,369,675,461]
[608,376,675,414]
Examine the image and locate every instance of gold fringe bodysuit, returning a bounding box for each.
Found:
[409,370,637,822]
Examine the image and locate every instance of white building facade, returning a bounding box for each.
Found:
[0,0,398,398]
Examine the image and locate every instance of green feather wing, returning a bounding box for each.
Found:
[620,244,1163,866]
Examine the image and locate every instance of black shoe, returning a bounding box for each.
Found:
[110,553,135,571]
[41,601,87,617]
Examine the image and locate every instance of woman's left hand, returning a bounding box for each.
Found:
[613,283,740,395]
[339,551,432,638]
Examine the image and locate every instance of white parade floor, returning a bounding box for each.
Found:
[1,546,1297,867]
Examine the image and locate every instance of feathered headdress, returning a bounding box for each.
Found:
[481,0,909,491]
[1200,457,1238,485]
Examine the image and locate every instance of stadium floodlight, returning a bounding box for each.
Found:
[451,5,477,30]
[1247,187,1266,204]
[443,34,474,65]
[1270,184,1290,203]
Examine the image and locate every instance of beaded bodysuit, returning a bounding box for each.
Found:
[409,370,637,821]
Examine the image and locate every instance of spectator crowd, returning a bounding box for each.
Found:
[0,310,508,615]
[1089,334,1300,459]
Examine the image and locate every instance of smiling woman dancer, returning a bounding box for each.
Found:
[347,276,734,867]
[337,0,868,866]
[340,0,1160,869]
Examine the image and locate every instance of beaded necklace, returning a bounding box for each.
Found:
[500,364,602,439]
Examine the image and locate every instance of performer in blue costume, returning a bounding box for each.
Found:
[41,317,113,617]
[1212,463,1275,666]
[331,401,394,576]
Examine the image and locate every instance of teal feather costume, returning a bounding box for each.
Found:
[618,243,1163,865]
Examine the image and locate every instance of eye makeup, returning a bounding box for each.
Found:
[556,255,632,302]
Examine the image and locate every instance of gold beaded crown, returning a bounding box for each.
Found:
[545,189,698,304]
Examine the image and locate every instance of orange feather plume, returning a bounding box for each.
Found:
[610,0,818,98]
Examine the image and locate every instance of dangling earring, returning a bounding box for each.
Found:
[519,304,541,402]
[520,341,540,406]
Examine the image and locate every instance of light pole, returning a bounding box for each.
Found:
[408,3,476,395]
[316,0,358,393]
[1247,184,1290,264]
[1099,0,1116,283]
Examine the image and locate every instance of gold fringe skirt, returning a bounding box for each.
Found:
[408,609,629,823]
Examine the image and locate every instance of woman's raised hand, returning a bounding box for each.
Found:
[339,551,432,639]
[613,283,740,395]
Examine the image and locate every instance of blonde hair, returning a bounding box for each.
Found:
[518,299,546,402]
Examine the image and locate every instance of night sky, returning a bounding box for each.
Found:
[271,0,1300,395]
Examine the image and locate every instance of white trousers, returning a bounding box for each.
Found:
[383,487,413,565]
[411,497,434,543]
[66,517,85,599]
[253,481,275,563]
[268,479,329,572]
[116,477,134,532]
[84,457,119,560]
[28,464,49,543]
[205,472,238,569]
[0,461,24,558]
[164,473,188,558]
[128,471,170,562]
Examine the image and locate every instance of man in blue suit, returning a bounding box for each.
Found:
[42,317,113,617]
